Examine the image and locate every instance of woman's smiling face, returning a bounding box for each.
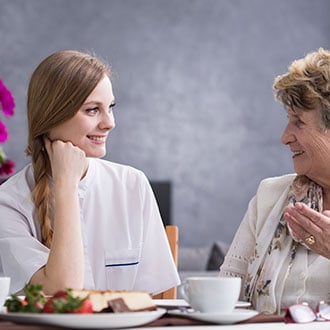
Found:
[281,106,330,185]
[48,75,115,158]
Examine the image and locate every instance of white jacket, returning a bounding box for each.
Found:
[220,174,330,313]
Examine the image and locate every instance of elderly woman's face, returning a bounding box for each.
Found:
[281,106,330,185]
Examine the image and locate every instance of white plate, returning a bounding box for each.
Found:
[168,308,258,324]
[0,308,166,329]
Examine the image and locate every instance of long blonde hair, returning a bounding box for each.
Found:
[26,50,110,247]
[273,48,330,128]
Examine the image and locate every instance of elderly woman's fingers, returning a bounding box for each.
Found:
[285,204,330,258]
[284,211,314,239]
[295,203,326,226]
[293,202,330,231]
[285,206,323,235]
[323,210,330,217]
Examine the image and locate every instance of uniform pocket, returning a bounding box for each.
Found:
[105,247,141,290]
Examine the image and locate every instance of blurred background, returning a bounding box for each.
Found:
[1,0,329,248]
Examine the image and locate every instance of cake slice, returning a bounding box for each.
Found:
[71,289,157,313]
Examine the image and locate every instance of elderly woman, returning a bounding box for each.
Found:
[220,48,330,315]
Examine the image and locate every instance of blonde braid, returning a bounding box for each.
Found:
[29,138,53,248]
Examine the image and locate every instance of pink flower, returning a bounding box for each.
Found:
[0,79,15,117]
[0,79,16,180]
[0,159,15,177]
[0,120,8,143]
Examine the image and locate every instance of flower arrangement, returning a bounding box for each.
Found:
[0,79,15,183]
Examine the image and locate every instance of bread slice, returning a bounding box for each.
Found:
[71,289,157,313]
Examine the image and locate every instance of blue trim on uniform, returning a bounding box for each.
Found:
[105,261,139,267]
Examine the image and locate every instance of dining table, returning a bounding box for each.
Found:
[1,299,329,330]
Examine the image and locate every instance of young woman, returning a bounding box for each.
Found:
[0,50,180,295]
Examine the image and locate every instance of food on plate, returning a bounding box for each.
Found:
[5,284,93,314]
[42,290,93,313]
[4,284,156,314]
[71,289,157,312]
[5,284,47,313]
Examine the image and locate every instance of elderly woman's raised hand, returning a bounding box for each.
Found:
[284,202,330,259]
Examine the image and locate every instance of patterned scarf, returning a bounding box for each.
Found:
[243,175,322,314]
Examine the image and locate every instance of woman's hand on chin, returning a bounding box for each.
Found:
[44,137,87,184]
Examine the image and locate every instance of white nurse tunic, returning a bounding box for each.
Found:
[0,158,180,294]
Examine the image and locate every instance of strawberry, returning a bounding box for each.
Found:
[42,289,93,314]
[42,298,57,313]
[72,298,93,314]
[53,290,67,298]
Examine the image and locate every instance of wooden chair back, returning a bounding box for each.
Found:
[153,225,179,299]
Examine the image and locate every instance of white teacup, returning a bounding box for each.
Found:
[179,276,241,313]
[0,277,10,308]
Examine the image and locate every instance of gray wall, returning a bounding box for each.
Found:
[1,0,329,247]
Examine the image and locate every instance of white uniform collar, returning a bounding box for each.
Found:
[78,158,96,198]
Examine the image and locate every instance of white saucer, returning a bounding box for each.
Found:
[236,300,251,308]
[153,299,189,308]
[168,308,258,324]
[153,299,251,309]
